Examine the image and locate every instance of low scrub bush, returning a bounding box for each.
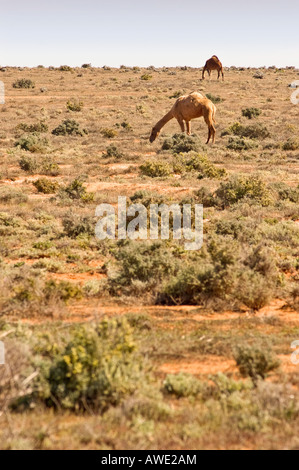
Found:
[13,79,35,89]
[242,108,262,119]
[140,74,152,80]
[61,178,94,203]
[227,136,258,151]
[66,100,83,112]
[140,160,172,177]
[16,121,48,133]
[234,345,280,382]
[63,212,96,238]
[100,128,118,139]
[103,145,124,159]
[19,155,39,172]
[58,65,72,71]
[282,138,299,151]
[111,241,178,290]
[163,373,204,398]
[222,122,270,140]
[33,178,60,194]
[205,93,223,103]
[14,319,143,412]
[162,133,202,153]
[52,120,88,136]
[174,152,226,179]
[44,280,82,303]
[15,134,49,153]
[215,175,273,208]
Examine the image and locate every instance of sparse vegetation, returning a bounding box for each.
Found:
[13,79,35,89]
[15,134,49,153]
[52,119,88,136]
[33,178,60,194]
[242,107,262,119]
[1,66,299,450]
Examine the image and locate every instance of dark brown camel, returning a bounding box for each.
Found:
[202,55,224,81]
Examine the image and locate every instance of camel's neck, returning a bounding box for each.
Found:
[154,110,174,131]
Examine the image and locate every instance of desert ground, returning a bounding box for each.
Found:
[0,64,299,449]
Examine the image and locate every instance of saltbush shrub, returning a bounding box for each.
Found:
[20,319,143,411]
[162,133,202,153]
[242,108,262,119]
[52,120,88,136]
[163,373,204,398]
[140,160,172,177]
[15,134,49,153]
[13,79,35,89]
[33,178,60,194]
[66,100,83,112]
[234,345,280,382]
[16,121,48,133]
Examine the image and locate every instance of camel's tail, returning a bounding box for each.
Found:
[212,104,217,124]
[204,106,216,144]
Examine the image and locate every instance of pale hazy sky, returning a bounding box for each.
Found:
[0,0,298,67]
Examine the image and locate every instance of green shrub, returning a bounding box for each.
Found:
[62,178,94,203]
[227,136,258,151]
[140,74,152,80]
[163,373,204,398]
[162,133,202,153]
[112,241,178,288]
[174,152,226,179]
[116,121,132,131]
[66,100,83,112]
[160,241,238,305]
[103,145,124,159]
[52,120,88,136]
[215,175,273,207]
[13,79,35,89]
[222,122,270,139]
[188,187,218,208]
[16,121,48,133]
[0,190,28,204]
[15,134,49,153]
[242,108,262,119]
[130,190,166,208]
[282,138,299,151]
[21,319,142,411]
[205,93,223,103]
[235,270,276,310]
[41,160,60,176]
[33,178,60,194]
[19,155,39,172]
[63,212,95,238]
[210,373,253,398]
[58,65,72,71]
[100,128,118,138]
[140,160,172,177]
[81,63,91,68]
[234,345,280,382]
[272,182,299,203]
[44,280,82,303]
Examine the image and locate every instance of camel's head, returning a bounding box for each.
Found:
[149,127,159,143]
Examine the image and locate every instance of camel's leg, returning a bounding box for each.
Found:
[177,117,185,133]
[221,69,224,81]
[208,70,211,80]
[202,67,206,80]
[217,69,220,80]
[186,121,191,135]
[204,111,216,144]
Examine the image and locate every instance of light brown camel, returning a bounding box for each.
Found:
[202,55,224,81]
[149,92,216,144]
